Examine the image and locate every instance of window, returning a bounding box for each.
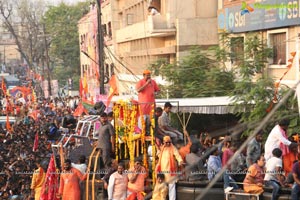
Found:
[105,64,109,77]
[108,22,112,37]
[269,32,286,65]
[230,37,244,64]
[127,14,134,25]
[110,63,114,75]
[102,24,107,36]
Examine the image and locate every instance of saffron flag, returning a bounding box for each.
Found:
[267,51,296,112]
[40,154,60,200]
[106,75,119,107]
[9,86,31,100]
[6,115,12,132]
[33,132,39,152]
[73,102,88,117]
[1,77,6,95]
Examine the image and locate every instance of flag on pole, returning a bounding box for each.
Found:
[106,75,119,107]
[1,77,6,95]
[73,102,88,117]
[6,115,12,132]
[40,154,60,200]
[33,132,39,152]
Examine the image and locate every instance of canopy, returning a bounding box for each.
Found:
[156,96,236,114]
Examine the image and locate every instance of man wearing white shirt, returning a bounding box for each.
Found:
[264,148,285,200]
[108,162,128,200]
[264,119,296,161]
[71,155,87,174]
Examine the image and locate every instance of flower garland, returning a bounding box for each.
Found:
[150,103,156,184]
[113,103,120,161]
[139,105,148,170]
[113,100,155,172]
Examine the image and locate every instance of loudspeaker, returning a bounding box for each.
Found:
[93,101,106,115]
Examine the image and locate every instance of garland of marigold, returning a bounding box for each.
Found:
[139,104,148,170]
[150,103,156,184]
[113,103,119,161]
[128,103,137,165]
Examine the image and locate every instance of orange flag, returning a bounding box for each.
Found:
[106,75,119,107]
[1,77,6,95]
[291,51,296,57]
[73,102,88,117]
[6,115,12,132]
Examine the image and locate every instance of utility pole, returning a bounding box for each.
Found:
[43,24,51,97]
[95,0,105,95]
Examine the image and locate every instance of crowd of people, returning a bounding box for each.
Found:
[0,96,81,199]
[1,68,300,200]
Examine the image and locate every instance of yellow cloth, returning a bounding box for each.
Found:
[30,167,46,200]
[159,146,183,183]
[152,182,168,200]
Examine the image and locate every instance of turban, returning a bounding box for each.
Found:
[163,136,171,142]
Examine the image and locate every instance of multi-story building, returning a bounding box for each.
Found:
[218,0,300,87]
[0,29,21,74]
[78,0,219,98]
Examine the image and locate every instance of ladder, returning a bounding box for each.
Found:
[86,147,102,200]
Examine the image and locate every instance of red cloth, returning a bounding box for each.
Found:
[33,132,39,152]
[283,151,297,175]
[40,154,60,200]
[222,148,234,170]
[127,187,145,200]
[1,77,6,94]
[280,127,290,157]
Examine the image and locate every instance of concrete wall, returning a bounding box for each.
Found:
[176,18,219,46]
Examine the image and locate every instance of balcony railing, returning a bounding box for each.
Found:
[116,15,176,43]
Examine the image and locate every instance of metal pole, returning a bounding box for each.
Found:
[95,0,105,95]
[43,24,51,96]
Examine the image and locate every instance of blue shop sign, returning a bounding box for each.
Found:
[218,0,300,33]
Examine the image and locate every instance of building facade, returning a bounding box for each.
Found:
[78,0,219,98]
[218,0,300,87]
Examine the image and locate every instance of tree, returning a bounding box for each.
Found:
[43,2,90,89]
[0,0,47,70]
[225,34,299,136]
[152,47,235,98]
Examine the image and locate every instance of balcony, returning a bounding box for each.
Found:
[116,15,176,43]
[121,46,176,57]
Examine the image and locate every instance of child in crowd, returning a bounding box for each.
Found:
[152,173,168,200]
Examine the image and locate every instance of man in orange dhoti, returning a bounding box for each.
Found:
[127,157,148,200]
[31,159,46,200]
[156,136,184,200]
[57,159,87,200]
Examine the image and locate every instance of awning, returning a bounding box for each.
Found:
[156,96,236,114]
